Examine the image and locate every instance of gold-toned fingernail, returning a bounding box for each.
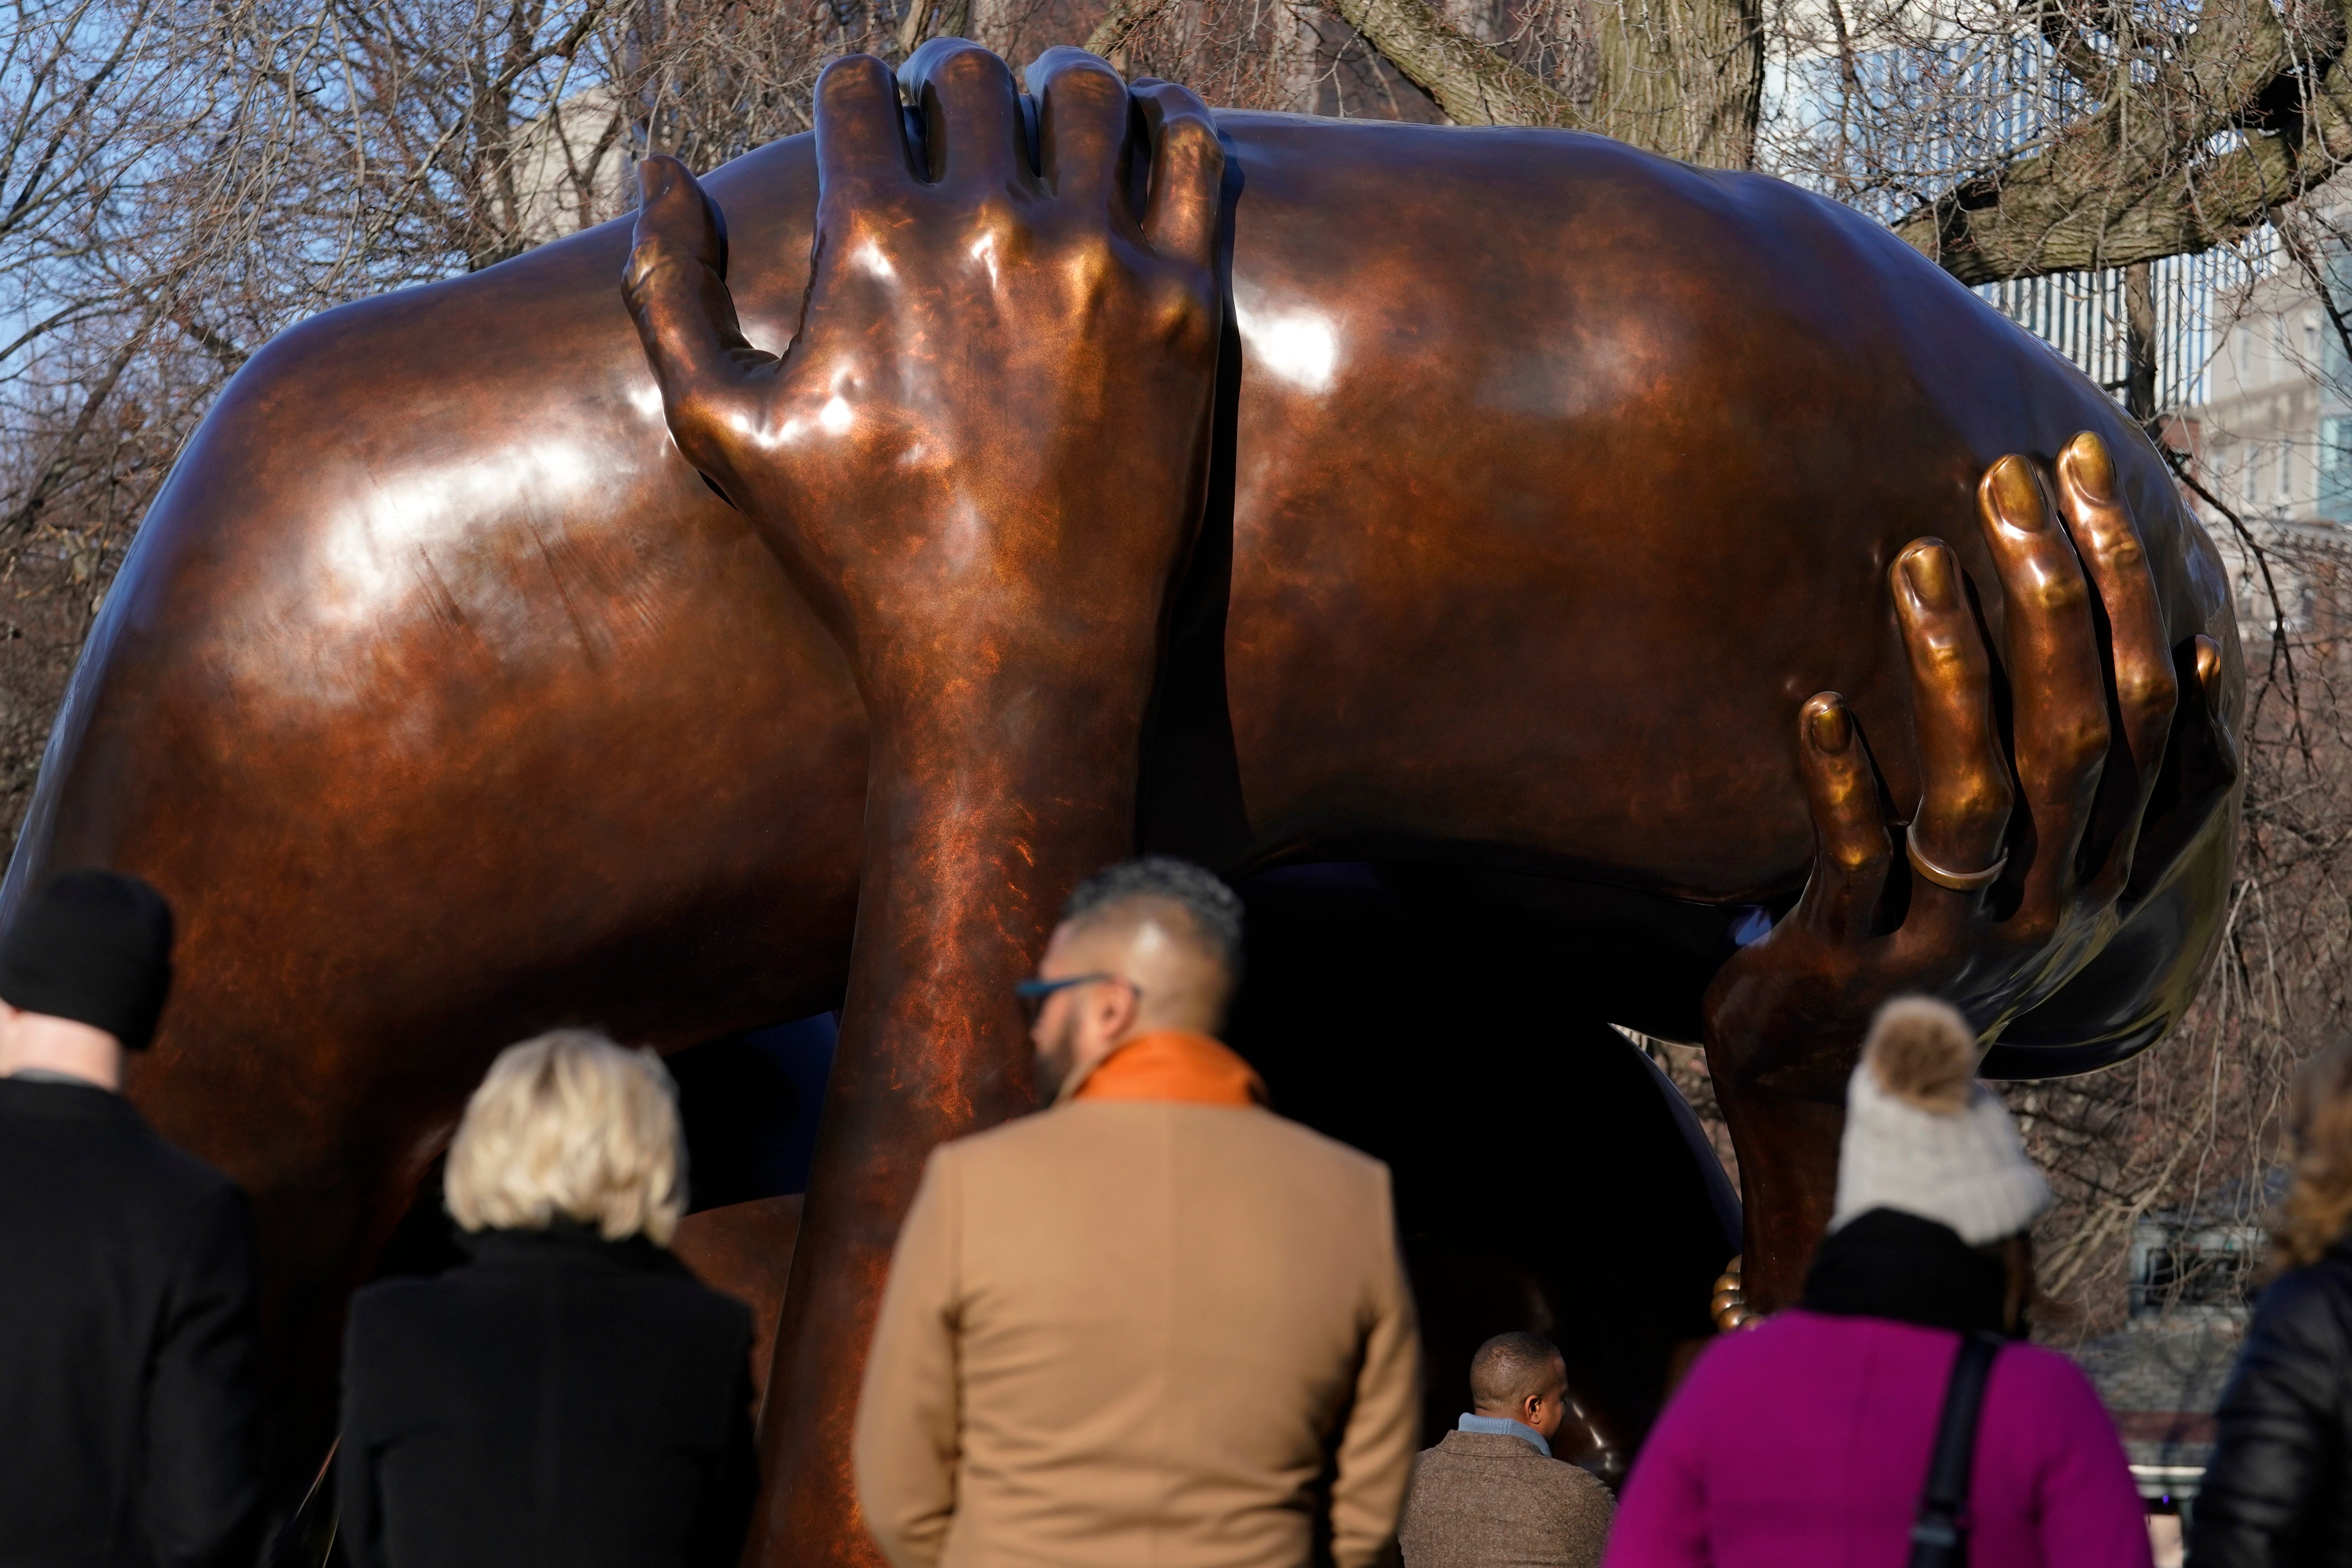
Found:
[2065,433,2116,504]
[1903,545,1959,612]
[1988,456,2049,532]
[1809,698,1851,754]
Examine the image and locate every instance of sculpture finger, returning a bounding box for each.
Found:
[901,39,1028,190]
[621,156,765,487]
[2053,431,2179,894]
[813,54,918,196]
[1024,48,1129,214]
[1892,539,2013,927]
[1793,693,1892,947]
[1131,78,1225,271]
[2189,633,2244,793]
[1976,455,2107,918]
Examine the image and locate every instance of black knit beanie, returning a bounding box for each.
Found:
[0,870,174,1051]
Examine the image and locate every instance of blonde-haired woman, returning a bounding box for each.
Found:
[337,1030,755,1568]
[2190,1039,2352,1568]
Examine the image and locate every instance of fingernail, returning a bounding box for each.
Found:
[1809,699,1852,754]
[1989,457,2049,532]
[1903,545,1959,612]
[2066,434,2116,504]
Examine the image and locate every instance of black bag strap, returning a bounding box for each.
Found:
[1908,1330,2005,1568]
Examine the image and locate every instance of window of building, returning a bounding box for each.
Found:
[2282,442,2296,504]
[2324,417,2352,520]
[2131,1220,2263,1320]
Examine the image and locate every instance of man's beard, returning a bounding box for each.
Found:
[1034,1009,1083,1099]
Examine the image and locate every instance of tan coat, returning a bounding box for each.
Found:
[854,1096,1423,1568]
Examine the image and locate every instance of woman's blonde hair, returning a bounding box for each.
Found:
[2273,1036,2352,1270]
[444,1029,687,1245]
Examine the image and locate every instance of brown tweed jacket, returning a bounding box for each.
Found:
[1397,1429,1615,1568]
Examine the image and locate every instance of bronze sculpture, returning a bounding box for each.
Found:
[1,41,2241,1568]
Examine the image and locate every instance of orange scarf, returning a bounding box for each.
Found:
[1069,1029,1268,1108]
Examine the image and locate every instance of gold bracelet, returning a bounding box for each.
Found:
[1906,822,2007,892]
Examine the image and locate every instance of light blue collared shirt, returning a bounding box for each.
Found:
[1456,1412,1551,1456]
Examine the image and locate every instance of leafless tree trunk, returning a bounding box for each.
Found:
[2125,262,2159,425]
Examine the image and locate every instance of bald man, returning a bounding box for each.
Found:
[1398,1334,1615,1568]
[855,857,1423,1568]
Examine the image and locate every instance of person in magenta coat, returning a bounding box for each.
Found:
[1604,998,2153,1568]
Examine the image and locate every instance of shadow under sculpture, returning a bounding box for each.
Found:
[1,42,2241,1568]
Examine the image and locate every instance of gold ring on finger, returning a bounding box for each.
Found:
[1906,822,2007,892]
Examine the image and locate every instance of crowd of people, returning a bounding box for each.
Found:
[5,858,2352,1567]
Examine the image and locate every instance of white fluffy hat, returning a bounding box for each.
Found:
[1830,996,2053,1246]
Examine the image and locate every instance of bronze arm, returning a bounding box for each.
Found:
[623,47,1227,1564]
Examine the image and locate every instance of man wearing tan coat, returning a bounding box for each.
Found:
[855,858,1423,1568]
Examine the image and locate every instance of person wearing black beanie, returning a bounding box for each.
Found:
[0,868,262,1568]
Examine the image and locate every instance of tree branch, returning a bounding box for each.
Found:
[1892,0,2350,282]
[1322,0,1582,128]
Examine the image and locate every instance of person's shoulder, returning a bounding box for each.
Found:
[1162,1105,1394,1198]
[1528,1453,1615,1513]
[637,1261,756,1348]
[95,1110,252,1243]
[1680,1307,1830,1378]
[926,1109,1061,1184]
[1255,1109,1388,1175]
[1411,1437,1611,1519]
[1409,1433,1474,1473]
[346,1272,449,1356]
[2249,1252,2352,1344]
[151,1141,248,1223]
[63,1095,245,1207]
[1529,1450,1611,1490]
[350,1270,445,1316]
[1994,1338,2100,1383]
[1980,1338,2118,1435]
[946,1101,1384,1175]
[942,1110,1050,1158]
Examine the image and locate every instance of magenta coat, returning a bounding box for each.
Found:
[1603,1308,2152,1568]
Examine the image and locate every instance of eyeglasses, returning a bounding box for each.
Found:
[1013,972,1137,1020]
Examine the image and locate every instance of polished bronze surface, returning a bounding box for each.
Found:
[671,1194,804,1422]
[625,47,1227,1561]
[0,46,2241,1563]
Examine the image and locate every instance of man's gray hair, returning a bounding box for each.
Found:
[1061,857,1245,976]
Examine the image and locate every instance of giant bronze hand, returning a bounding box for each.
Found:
[623,43,1225,1568]
[1705,432,2240,1311]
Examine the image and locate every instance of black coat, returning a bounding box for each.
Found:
[0,1075,262,1568]
[2190,1239,2352,1568]
[336,1225,756,1568]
